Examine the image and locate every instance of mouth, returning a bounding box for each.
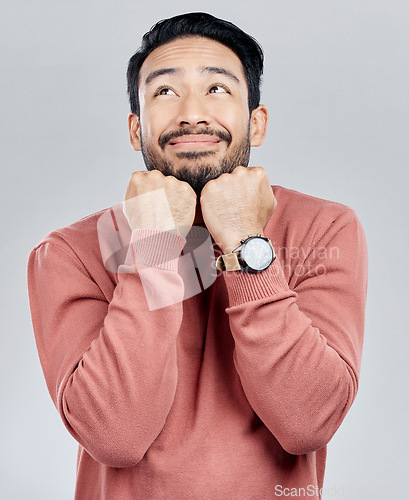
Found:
[168,135,222,149]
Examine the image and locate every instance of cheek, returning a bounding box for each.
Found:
[211,101,250,136]
[139,117,157,146]
[140,107,173,144]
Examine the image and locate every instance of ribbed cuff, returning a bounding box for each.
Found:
[128,229,186,272]
[223,259,289,307]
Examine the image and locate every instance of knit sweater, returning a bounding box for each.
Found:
[27,185,367,500]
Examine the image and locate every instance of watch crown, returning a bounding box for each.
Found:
[257,234,261,237]
[240,239,245,244]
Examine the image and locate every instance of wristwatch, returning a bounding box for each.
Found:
[216,234,276,272]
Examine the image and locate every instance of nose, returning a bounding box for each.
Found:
[176,93,211,127]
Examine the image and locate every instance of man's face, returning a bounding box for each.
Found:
[128,36,267,194]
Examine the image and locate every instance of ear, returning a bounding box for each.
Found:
[128,113,142,151]
[249,105,268,147]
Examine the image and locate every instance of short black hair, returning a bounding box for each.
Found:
[127,12,264,116]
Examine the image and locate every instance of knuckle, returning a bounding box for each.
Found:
[185,183,196,195]
[233,165,246,175]
[180,181,194,195]
[130,171,141,181]
[167,175,181,185]
[149,169,163,178]
[204,177,215,188]
[203,178,218,192]
[251,166,264,176]
[218,172,232,183]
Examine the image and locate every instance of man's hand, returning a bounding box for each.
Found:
[124,170,197,239]
[200,166,277,254]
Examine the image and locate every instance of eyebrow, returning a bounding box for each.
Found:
[144,68,182,86]
[144,66,241,87]
[201,66,241,84]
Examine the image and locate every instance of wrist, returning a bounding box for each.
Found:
[219,230,265,254]
[216,233,275,273]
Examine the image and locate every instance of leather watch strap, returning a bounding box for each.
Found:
[216,252,242,272]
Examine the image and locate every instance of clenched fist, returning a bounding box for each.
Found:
[123,170,197,239]
[200,166,277,254]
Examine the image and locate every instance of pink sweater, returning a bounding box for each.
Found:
[27,185,367,499]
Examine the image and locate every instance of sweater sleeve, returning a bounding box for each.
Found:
[27,229,186,467]
[223,208,368,455]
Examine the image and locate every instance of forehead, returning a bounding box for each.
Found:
[139,36,246,85]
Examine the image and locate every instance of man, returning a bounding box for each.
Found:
[28,12,367,500]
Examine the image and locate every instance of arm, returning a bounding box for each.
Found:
[200,167,367,455]
[223,208,367,455]
[28,229,185,467]
[28,170,198,467]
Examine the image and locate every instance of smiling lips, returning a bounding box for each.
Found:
[168,135,221,148]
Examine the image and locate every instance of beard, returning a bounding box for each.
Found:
[140,126,251,196]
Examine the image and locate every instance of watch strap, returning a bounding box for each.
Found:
[215,252,242,272]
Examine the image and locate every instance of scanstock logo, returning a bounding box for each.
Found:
[97,194,219,311]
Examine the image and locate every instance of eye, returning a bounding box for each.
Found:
[154,86,177,96]
[208,84,230,94]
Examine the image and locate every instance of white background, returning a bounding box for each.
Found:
[1,1,408,498]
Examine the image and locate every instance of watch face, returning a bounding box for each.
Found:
[241,238,274,271]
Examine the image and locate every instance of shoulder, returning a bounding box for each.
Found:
[30,205,128,283]
[268,185,365,251]
[29,204,128,292]
[33,205,116,252]
[272,185,355,219]
[271,185,360,228]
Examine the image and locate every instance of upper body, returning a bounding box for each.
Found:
[27,12,368,500]
[28,185,367,499]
